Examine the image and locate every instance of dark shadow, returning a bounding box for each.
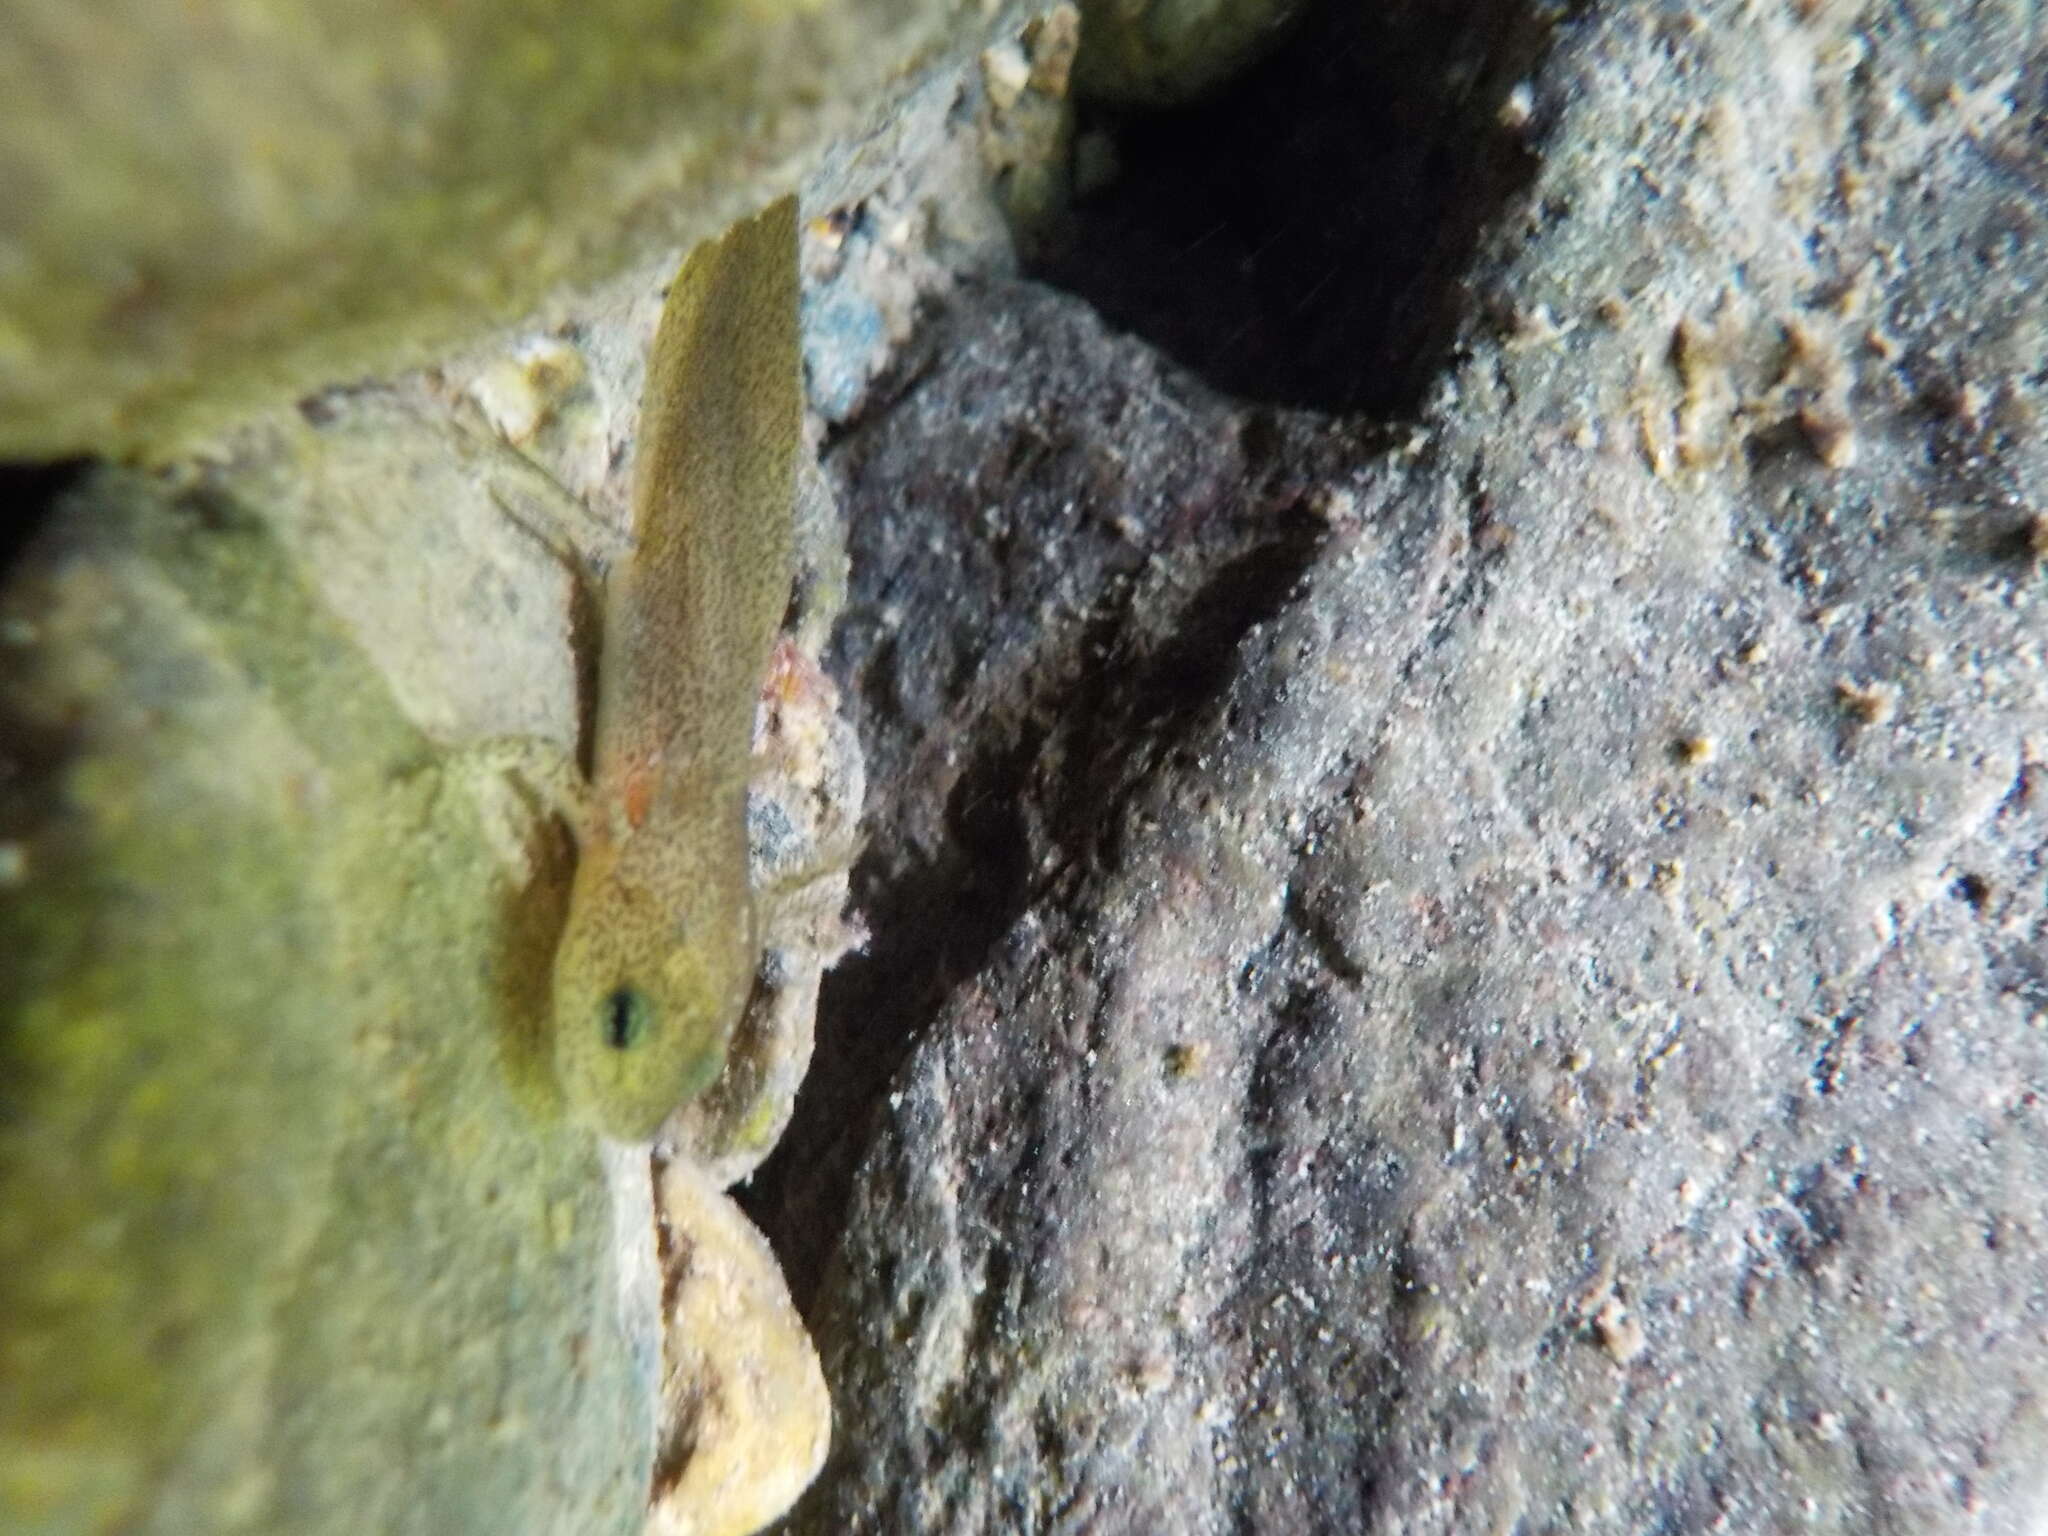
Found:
[738,721,1046,1312]
[1031,0,1552,417]
[0,458,96,576]
[1044,488,1325,863]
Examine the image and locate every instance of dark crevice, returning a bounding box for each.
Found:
[748,502,1326,1312]
[741,714,1053,1311]
[1031,0,1553,417]
[1041,492,1325,863]
[0,458,96,578]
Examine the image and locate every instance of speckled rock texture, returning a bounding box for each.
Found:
[742,0,2048,1529]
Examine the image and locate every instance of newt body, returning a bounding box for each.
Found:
[552,196,800,1140]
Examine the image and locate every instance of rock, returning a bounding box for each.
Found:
[646,1159,830,1536]
[741,0,2048,1527]
[9,0,2048,1527]
[0,463,654,1534]
[0,0,1023,458]
[1074,0,1308,106]
[979,5,1085,244]
[0,201,866,1531]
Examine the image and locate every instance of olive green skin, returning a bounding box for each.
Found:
[553,196,800,1140]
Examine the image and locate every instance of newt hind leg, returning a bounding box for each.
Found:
[397,734,592,882]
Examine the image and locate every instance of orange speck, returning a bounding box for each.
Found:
[622,759,657,830]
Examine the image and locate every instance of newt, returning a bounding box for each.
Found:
[544,195,801,1140]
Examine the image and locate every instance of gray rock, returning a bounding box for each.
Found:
[752,0,2048,1527]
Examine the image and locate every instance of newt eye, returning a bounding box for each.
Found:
[601,987,654,1051]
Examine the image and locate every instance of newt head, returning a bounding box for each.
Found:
[550,813,756,1140]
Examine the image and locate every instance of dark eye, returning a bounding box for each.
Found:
[602,987,653,1050]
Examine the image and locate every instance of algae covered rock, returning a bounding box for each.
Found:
[0,0,984,459]
[0,463,652,1534]
[1074,0,1307,105]
[0,174,873,1527]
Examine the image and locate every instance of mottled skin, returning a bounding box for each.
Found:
[554,197,800,1139]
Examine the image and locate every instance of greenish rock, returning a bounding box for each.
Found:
[0,0,982,458]
[1073,0,1307,105]
[0,461,651,1535]
[0,168,877,1520]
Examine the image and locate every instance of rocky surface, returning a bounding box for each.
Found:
[6,0,2048,1529]
[741,0,2048,1529]
[0,0,1007,458]
[0,224,863,1536]
[0,460,655,1534]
